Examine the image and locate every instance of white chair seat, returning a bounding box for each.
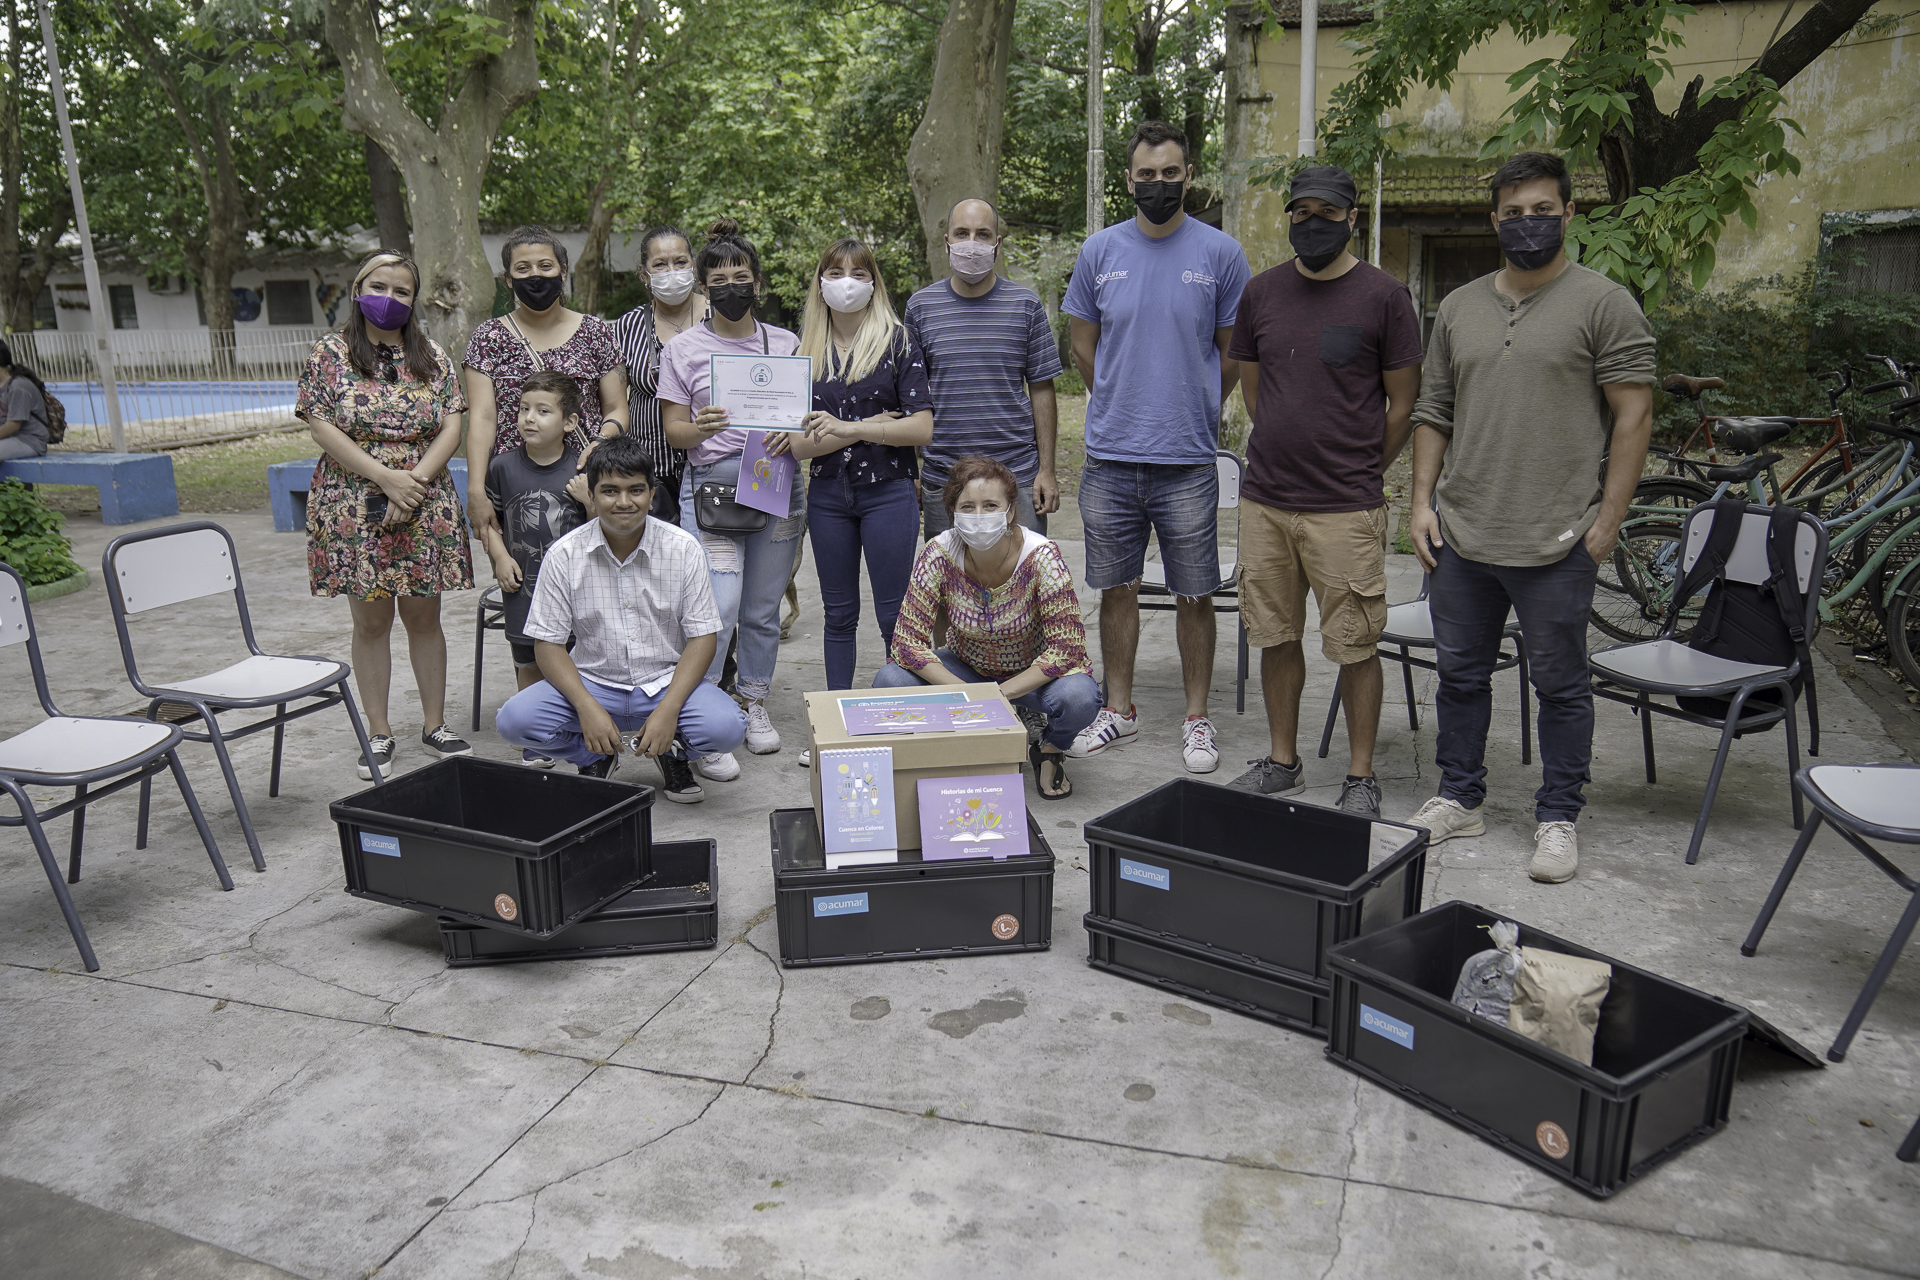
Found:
[1806,766,1920,833]
[0,717,174,777]
[161,655,345,701]
[1590,639,1784,690]
[1379,600,1520,647]
[1140,558,1237,591]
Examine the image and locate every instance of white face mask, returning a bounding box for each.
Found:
[820,275,875,314]
[650,268,696,305]
[953,510,1009,552]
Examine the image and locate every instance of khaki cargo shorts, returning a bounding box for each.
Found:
[1239,502,1389,664]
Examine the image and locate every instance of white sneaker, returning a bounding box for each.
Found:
[1181,716,1219,774]
[694,751,740,782]
[1530,821,1579,883]
[797,748,811,769]
[745,702,781,754]
[1408,796,1487,844]
[1067,705,1138,758]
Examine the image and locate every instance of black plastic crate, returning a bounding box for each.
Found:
[1086,913,1333,1036]
[770,807,1053,967]
[1325,901,1749,1199]
[439,838,715,966]
[1084,778,1427,984]
[333,756,653,938]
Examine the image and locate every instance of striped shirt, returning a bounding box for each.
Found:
[524,516,720,692]
[891,528,1090,682]
[609,304,686,482]
[903,277,1063,485]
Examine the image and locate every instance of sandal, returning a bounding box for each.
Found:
[1029,741,1072,801]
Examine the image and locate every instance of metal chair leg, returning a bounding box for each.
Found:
[1400,645,1418,731]
[1236,616,1248,716]
[66,782,87,883]
[472,597,488,733]
[168,749,233,891]
[1783,687,1804,830]
[1318,669,1343,760]
[4,779,98,971]
[1741,809,1823,956]
[269,705,285,799]
[1899,1112,1920,1163]
[1827,884,1920,1063]
[1805,667,1821,758]
[1515,635,1532,766]
[202,713,266,873]
[340,681,382,786]
[1640,692,1657,783]
[136,700,159,852]
[1685,697,1749,865]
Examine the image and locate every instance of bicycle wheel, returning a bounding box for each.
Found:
[1592,522,1690,643]
[1886,581,1920,691]
[1629,475,1715,519]
[1844,512,1920,641]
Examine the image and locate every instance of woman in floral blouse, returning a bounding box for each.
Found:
[463,225,629,542]
[873,455,1099,799]
[298,250,474,781]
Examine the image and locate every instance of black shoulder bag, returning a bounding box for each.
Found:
[693,323,773,535]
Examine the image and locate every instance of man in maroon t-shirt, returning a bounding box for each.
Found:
[1225,165,1423,817]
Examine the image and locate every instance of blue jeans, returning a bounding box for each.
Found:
[1430,542,1599,822]
[1078,456,1220,598]
[872,650,1103,751]
[495,676,748,766]
[680,455,804,704]
[809,472,920,689]
[0,435,46,460]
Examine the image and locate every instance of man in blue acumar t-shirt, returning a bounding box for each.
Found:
[1062,119,1251,775]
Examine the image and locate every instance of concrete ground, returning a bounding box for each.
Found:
[1,502,1916,1280]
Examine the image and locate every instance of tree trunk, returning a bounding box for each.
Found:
[906,0,1018,280]
[365,136,411,254]
[327,0,541,358]
[573,172,618,316]
[0,0,22,330]
[1133,4,1163,123]
[12,202,68,335]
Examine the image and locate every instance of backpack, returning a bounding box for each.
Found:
[1663,499,1813,721]
[43,389,65,445]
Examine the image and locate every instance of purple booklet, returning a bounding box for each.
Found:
[944,700,1019,732]
[917,773,1030,860]
[737,431,797,517]
[843,704,956,736]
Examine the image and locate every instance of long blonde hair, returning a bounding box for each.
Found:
[799,238,903,386]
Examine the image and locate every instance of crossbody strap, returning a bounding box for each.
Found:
[503,314,545,373]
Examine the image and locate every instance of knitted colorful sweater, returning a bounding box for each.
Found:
[891,528,1091,681]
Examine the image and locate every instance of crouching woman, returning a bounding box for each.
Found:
[873,454,1100,799]
[495,434,748,803]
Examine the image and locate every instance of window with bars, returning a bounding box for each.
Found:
[32,285,54,330]
[109,284,138,330]
[1421,236,1503,343]
[1829,225,1920,294]
[265,279,314,325]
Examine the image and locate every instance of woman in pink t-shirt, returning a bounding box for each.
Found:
[659,219,803,781]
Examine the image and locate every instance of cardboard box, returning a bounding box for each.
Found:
[805,685,1027,850]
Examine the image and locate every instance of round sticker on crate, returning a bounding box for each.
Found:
[990,913,1019,940]
[1535,1120,1571,1160]
[494,893,519,922]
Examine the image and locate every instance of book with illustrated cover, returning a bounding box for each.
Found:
[820,746,898,866]
[843,703,957,736]
[917,773,1030,860]
[944,700,1019,732]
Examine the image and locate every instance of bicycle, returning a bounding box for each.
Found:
[1654,367,1861,509]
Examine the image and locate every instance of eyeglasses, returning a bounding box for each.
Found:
[1288,208,1351,223]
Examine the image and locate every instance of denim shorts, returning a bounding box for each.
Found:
[1078,456,1221,598]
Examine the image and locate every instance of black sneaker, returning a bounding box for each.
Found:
[656,751,705,804]
[577,752,621,781]
[421,724,473,759]
[357,735,396,781]
[1228,755,1305,797]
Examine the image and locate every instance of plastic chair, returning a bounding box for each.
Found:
[471,585,507,731]
[0,562,230,971]
[1742,763,1920,1063]
[1137,450,1250,714]
[103,521,383,872]
[1589,503,1826,864]
[1318,572,1531,764]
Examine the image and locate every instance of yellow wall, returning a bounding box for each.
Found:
[1230,2,1920,287]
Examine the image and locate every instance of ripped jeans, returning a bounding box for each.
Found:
[680,453,805,704]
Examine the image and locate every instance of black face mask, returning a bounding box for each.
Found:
[708,283,756,323]
[1290,214,1353,272]
[511,273,565,311]
[1131,180,1185,226]
[1497,214,1566,272]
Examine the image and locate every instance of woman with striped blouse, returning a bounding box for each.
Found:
[611,225,707,523]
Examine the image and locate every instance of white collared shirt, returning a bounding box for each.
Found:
[524,516,721,692]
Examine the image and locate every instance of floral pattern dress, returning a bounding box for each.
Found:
[297,333,475,600]
[464,313,625,455]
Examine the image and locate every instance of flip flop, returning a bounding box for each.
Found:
[1030,741,1072,801]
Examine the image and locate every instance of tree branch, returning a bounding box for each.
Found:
[1753,0,1883,89]
[324,0,437,159]
[1013,48,1094,76]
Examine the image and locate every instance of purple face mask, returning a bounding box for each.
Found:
[357,293,412,331]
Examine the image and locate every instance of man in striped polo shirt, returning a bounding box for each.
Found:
[904,197,1064,537]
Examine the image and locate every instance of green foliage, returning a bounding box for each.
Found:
[0,480,80,587]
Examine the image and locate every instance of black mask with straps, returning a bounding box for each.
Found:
[1131,180,1185,226]
[511,273,565,312]
[708,282,757,323]
[1289,213,1354,272]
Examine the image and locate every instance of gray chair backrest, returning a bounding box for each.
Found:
[1681,506,1820,595]
[0,569,27,649]
[1215,451,1243,510]
[110,527,236,614]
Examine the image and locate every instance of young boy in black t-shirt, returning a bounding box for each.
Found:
[484,369,589,764]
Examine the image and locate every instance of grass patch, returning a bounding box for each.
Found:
[37,430,321,516]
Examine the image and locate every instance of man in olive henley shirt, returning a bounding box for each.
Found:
[1405,151,1655,885]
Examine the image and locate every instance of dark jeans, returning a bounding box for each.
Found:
[1430,541,1598,823]
[809,472,921,689]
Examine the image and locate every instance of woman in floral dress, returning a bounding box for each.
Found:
[300,250,475,781]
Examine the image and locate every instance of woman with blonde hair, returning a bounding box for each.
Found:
[789,237,933,690]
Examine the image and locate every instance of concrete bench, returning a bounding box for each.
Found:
[0,452,178,525]
[270,456,469,532]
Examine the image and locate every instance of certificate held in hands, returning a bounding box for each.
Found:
[710,353,813,430]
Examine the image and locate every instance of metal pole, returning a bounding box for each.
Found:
[1086,0,1104,236]
[37,0,123,452]
[1298,0,1318,161]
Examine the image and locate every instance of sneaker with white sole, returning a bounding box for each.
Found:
[744,702,781,754]
[797,748,811,768]
[1229,755,1305,796]
[421,724,473,760]
[656,752,705,803]
[356,734,396,781]
[1529,821,1579,883]
[519,749,556,768]
[1181,716,1219,774]
[1338,776,1383,818]
[695,751,741,781]
[1408,796,1486,844]
[1067,705,1138,758]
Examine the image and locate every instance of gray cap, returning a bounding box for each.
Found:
[1288,165,1357,210]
